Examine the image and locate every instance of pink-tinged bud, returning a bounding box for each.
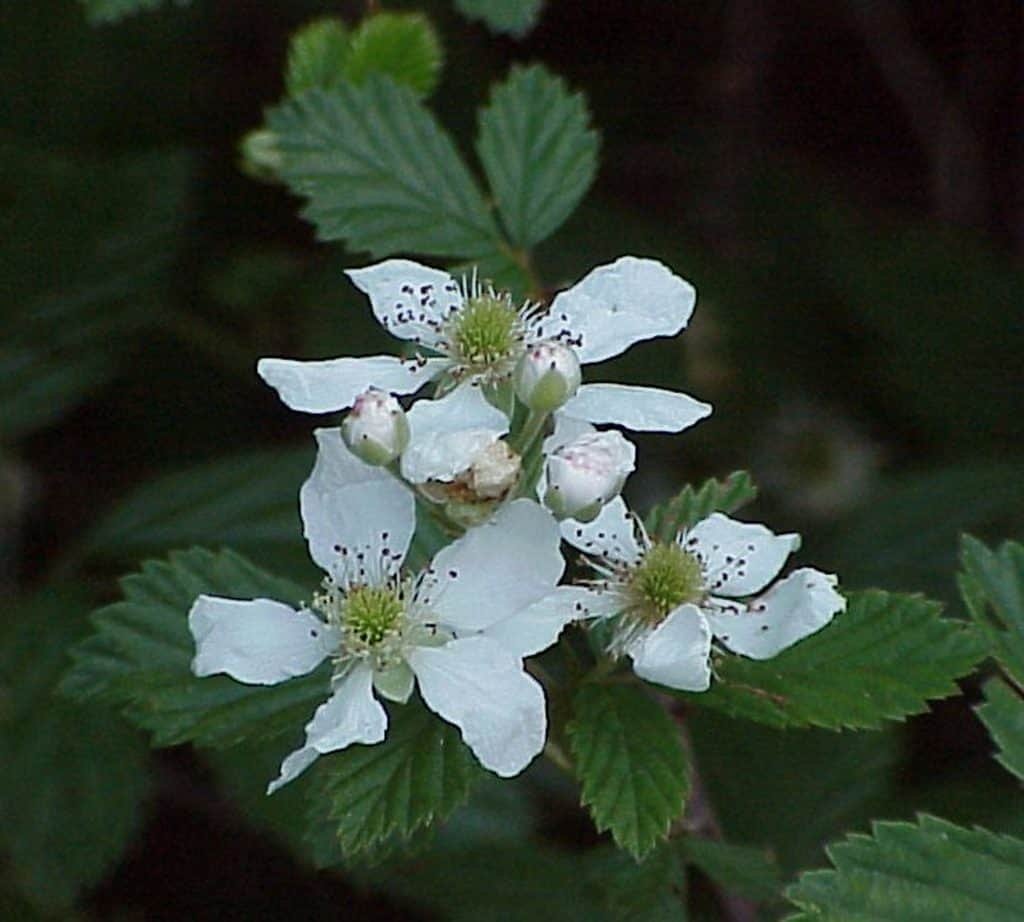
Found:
[514,340,582,412]
[544,430,636,522]
[341,389,410,466]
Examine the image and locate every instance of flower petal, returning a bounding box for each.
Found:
[426,499,564,633]
[536,256,695,364]
[561,383,712,433]
[686,513,800,597]
[346,259,462,347]
[627,604,712,692]
[267,663,387,793]
[257,354,446,414]
[189,596,338,685]
[301,428,415,579]
[408,636,546,777]
[400,382,509,483]
[560,495,643,565]
[484,586,600,658]
[706,568,846,660]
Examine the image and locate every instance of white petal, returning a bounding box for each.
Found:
[300,428,415,579]
[706,568,846,660]
[346,259,462,347]
[256,355,446,414]
[561,383,712,433]
[409,636,546,777]
[426,499,564,633]
[189,596,337,685]
[559,495,643,565]
[686,513,800,597]
[267,663,388,793]
[543,414,595,454]
[536,256,696,364]
[627,604,712,692]
[483,586,597,658]
[400,382,509,483]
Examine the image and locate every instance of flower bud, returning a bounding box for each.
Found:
[514,340,582,412]
[544,430,636,522]
[341,388,410,466]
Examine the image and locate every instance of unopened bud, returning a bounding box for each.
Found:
[341,389,409,466]
[544,430,635,522]
[514,341,582,412]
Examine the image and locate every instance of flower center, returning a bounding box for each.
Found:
[451,293,519,370]
[343,585,405,648]
[628,543,704,623]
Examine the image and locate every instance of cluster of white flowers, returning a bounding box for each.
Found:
[189,255,845,791]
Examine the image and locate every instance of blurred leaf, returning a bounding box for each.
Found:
[569,683,689,859]
[976,678,1024,783]
[80,0,190,24]
[0,587,148,909]
[285,17,350,96]
[477,64,597,248]
[588,844,686,921]
[345,13,443,98]
[678,838,780,902]
[785,816,1024,921]
[645,471,759,543]
[960,536,1024,686]
[60,547,329,748]
[690,590,983,729]
[454,0,544,36]
[268,78,502,259]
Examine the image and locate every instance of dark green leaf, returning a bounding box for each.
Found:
[80,0,190,24]
[645,471,759,543]
[960,535,1024,685]
[976,678,1024,783]
[588,844,686,921]
[454,0,544,36]
[679,838,780,902]
[344,13,443,98]
[284,17,349,96]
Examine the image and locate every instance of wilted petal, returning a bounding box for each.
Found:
[686,513,799,597]
[627,604,712,692]
[561,383,711,433]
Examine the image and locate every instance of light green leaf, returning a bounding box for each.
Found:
[345,13,443,98]
[284,17,350,96]
[976,678,1024,783]
[80,0,190,24]
[0,587,148,909]
[454,0,544,36]
[785,815,1024,921]
[679,838,780,902]
[477,64,597,248]
[267,78,502,259]
[569,683,690,859]
[690,590,983,729]
[60,548,328,748]
[960,536,1024,685]
[645,471,759,543]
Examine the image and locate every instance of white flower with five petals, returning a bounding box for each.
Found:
[188,429,576,792]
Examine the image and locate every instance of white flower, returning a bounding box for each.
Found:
[340,388,410,466]
[544,430,635,522]
[561,500,846,691]
[189,429,576,792]
[514,340,582,412]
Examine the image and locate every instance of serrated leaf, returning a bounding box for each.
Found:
[267,78,502,259]
[645,471,759,543]
[569,684,689,859]
[960,536,1024,685]
[344,13,443,98]
[318,697,481,858]
[284,17,349,96]
[678,838,780,902]
[690,590,983,729]
[454,0,543,36]
[60,547,329,748]
[785,815,1024,921]
[477,64,597,248]
[977,678,1024,783]
[0,587,148,909]
[80,0,190,23]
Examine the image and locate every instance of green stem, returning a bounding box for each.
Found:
[509,408,548,455]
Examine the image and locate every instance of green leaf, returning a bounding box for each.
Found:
[477,64,598,248]
[344,13,443,98]
[960,536,1024,685]
[318,697,481,858]
[691,590,983,729]
[284,17,350,96]
[569,683,690,859]
[267,78,501,259]
[0,587,148,909]
[588,844,686,920]
[454,0,544,36]
[60,548,328,749]
[679,838,780,902]
[785,815,1024,921]
[977,678,1024,783]
[645,471,759,544]
[80,0,190,24]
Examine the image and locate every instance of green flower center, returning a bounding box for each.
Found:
[452,294,518,369]
[629,543,705,623]
[344,585,404,647]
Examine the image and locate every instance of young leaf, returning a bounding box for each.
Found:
[81,0,189,24]
[318,697,482,858]
[477,64,598,248]
[60,547,329,748]
[976,678,1024,783]
[454,0,544,37]
[267,78,502,259]
[678,838,780,902]
[690,590,983,729]
[569,684,690,860]
[645,471,758,543]
[785,815,1024,921]
[285,17,350,96]
[344,13,443,98]
[960,535,1024,685]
